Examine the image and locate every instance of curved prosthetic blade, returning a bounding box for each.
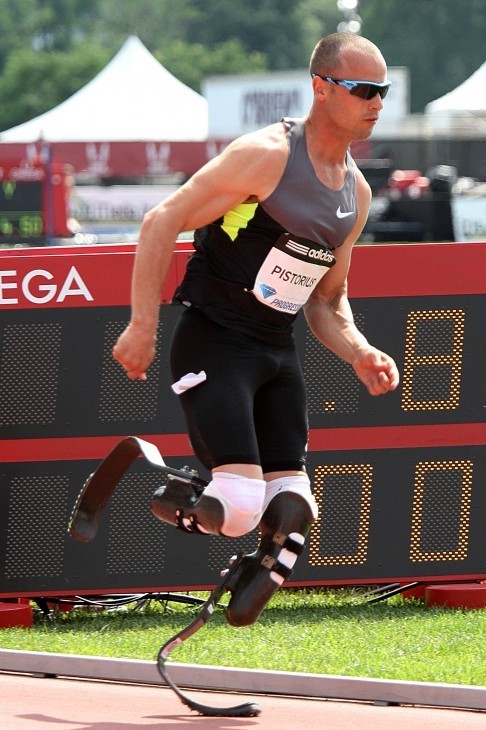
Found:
[67,436,206,542]
[157,553,261,717]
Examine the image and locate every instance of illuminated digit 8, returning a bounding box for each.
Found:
[410,460,473,562]
[401,309,465,411]
[309,464,373,566]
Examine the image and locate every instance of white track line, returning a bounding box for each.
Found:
[0,649,485,711]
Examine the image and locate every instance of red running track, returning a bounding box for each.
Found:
[1,672,485,730]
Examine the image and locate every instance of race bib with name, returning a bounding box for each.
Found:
[252,232,336,314]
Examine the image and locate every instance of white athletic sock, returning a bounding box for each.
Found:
[263,475,318,519]
[202,472,266,537]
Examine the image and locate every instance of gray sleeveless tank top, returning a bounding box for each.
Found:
[175,117,358,343]
[261,117,357,249]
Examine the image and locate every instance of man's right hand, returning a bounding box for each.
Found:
[112,322,157,381]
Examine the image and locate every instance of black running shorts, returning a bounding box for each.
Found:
[170,307,308,473]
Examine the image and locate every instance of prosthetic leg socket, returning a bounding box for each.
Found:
[151,472,265,537]
[225,491,316,627]
[150,474,226,535]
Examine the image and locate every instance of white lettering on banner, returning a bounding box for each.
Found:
[146,143,171,175]
[22,270,56,304]
[57,266,94,302]
[451,196,486,242]
[0,270,18,304]
[0,266,94,305]
[71,185,179,222]
[86,143,111,176]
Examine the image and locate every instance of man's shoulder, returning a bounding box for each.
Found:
[348,157,371,196]
[214,123,289,196]
[231,122,289,155]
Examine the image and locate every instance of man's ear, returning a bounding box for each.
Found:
[311,75,327,98]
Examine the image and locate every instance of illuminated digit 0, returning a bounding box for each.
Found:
[309,464,373,566]
[401,309,465,412]
[410,460,473,562]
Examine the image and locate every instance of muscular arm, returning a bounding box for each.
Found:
[304,168,399,395]
[113,126,288,380]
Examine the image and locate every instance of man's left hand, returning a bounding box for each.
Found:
[353,348,400,396]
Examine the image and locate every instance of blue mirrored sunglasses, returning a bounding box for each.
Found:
[311,73,391,100]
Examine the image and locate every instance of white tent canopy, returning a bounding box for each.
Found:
[0,36,208,142]
[425,60,486,118]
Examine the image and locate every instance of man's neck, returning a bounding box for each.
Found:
[304,115,350,190]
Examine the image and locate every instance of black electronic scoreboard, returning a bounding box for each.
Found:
[0,242,484,596]
[0,180,44,243]
[298,294,484,584]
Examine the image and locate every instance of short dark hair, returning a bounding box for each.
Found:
[309,33,381,76]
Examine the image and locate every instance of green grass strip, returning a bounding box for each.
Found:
[0,589,484,687]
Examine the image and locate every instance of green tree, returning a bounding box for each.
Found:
[0,43,109,131]
[0,0,44,69]
[184,0,306,69]
[94,0,307,70]
[296,0,345,60]
[1,0,486,128]
[360,0,486,112]
[0,0,101,70]
[92,0,204,52]
[155,39,266,92]
[30,0,101,51]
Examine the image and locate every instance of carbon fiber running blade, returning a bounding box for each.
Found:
[156,553,261,716]
[68,438,142,541]
[68,436,207,542]
[158,660,261,717]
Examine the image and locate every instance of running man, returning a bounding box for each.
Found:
[113,32,399,626]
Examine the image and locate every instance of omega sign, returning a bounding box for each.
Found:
[0,266,93,305]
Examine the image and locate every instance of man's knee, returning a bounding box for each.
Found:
[225,487,317,627]
[263,473,318,518]
[203,472,266,537]
[151,471,265,537]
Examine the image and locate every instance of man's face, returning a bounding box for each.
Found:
[323,48,389,140]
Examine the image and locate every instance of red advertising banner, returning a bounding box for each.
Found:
[0,241,483,310]
[0,140,230,179]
